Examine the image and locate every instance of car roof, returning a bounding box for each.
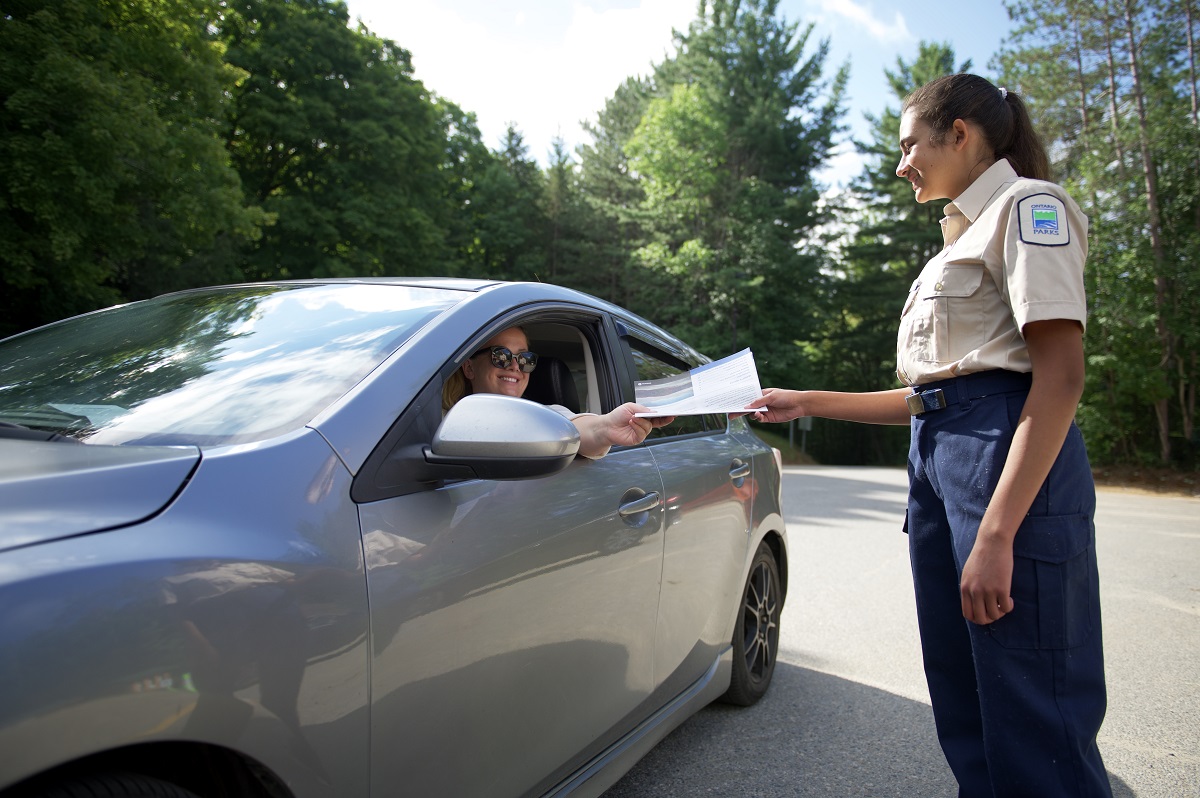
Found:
[190,277,702,371]
[163,276,505,295]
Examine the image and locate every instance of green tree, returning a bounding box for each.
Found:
[808,43,970,464]
[998,0,1200,466]
[0,0,260,337]
[462,126,547,280]
[542,137,593,287]
[575,76,654,309]
[623,0,847,388]
[219,0,447,280]
[432,99,499,276]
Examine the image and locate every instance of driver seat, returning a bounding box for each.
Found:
[523,356,580,415]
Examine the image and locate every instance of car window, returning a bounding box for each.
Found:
[439,314,615,417]
[0,284,462,446]
[523,321,600,415]
[627,340,726,439]
[357,315,615,503]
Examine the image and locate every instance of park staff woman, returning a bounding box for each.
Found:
[748,74,1111,797]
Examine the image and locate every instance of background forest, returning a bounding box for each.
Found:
[1,0,1197,469]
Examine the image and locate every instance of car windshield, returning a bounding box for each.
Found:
[0,283,462,446]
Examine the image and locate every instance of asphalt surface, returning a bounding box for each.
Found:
[604,466,1200,798]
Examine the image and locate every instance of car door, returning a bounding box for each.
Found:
[616,329,760,698]
[357,311,667,798]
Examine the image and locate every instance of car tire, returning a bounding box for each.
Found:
[25,773,202,798]
[721,540,781,707]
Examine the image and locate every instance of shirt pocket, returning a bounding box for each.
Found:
[903,264,986,364]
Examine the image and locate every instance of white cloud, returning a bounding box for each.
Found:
[346,0,696,162]
[801,0,913,45]
[543,0,695,150]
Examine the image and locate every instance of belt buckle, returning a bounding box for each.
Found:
[906,388,947,416]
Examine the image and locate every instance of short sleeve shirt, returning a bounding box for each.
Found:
[895,159,1089,387]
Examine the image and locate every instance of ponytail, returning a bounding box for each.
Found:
[1000,90,1050,181]
[903,74,1050,181]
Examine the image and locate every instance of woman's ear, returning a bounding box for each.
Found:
[951,118,970,150]
[462,358,475,381]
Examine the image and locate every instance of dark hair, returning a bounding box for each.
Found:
[902,73,1050,181]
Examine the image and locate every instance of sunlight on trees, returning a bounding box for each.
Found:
[1,0,1195,467]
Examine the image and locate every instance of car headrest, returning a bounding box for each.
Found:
[523,355,580,415]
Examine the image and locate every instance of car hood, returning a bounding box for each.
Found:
[0,439,200,552]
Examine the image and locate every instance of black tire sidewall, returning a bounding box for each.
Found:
[723,540,781,706]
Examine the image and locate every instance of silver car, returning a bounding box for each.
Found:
[0,279,787,798]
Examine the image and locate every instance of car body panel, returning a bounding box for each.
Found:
[361,446,666,797]
[648,429,759,693]
[0,439,200,550]
[0,430,370,797]
[0,279,787,798]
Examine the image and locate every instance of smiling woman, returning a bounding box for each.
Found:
[748,72,1111,798]
[443,324,674,459]
[461,327,536,399]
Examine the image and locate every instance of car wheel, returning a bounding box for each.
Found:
[722,540,781,706]
[25,773,202,798]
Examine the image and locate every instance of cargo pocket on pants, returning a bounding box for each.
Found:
[986,513,1095,650]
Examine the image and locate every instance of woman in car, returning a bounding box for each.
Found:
[747,74,1110,797]
[443,326,672,459]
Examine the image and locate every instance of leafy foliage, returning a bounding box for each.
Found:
[615,0,847,390]
[1,0,1194,467]
[0,0,260,337]
[996,0,1199,466]
[218,0,447,279]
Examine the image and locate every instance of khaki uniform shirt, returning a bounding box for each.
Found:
[896,159,1088,387]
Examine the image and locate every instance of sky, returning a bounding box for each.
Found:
[342,0,1014,187]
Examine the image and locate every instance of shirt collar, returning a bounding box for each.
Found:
[947,158,1018,223]
[937,159,1018,249]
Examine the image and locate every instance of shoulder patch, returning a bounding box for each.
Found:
[1016,193,1070,247]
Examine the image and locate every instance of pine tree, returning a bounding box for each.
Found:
[614,0,847,387]
[998,0,1200,466]
[808,42,969,464]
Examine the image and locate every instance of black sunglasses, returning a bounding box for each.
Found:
[473,345,539,373]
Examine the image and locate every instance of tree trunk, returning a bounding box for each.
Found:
[1101,4,1129,186]
[1180,352,1196,444]
[1179,1,1200,446]
[1066,3,1102,208]
[1121,0,1173,464]
[1069,5,1092,141]
[1186,0,1198,125]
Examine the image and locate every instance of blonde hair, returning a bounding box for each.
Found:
[442,369,471,413]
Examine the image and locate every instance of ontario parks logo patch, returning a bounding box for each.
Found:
[1018,194,1070,246]
[1032,205,1059,231]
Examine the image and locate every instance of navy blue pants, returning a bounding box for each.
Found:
[906,370,1112,798]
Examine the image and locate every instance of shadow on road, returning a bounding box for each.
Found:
[604,661,1136,797]
[780,467,909,529]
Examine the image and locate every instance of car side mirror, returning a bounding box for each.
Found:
[354,393,582,501]
[420,394,581,481]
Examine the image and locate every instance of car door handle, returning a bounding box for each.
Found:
[729,462,751,480]
[619,491,662,516]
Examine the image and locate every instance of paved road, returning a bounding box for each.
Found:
[605,466,1200,798]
